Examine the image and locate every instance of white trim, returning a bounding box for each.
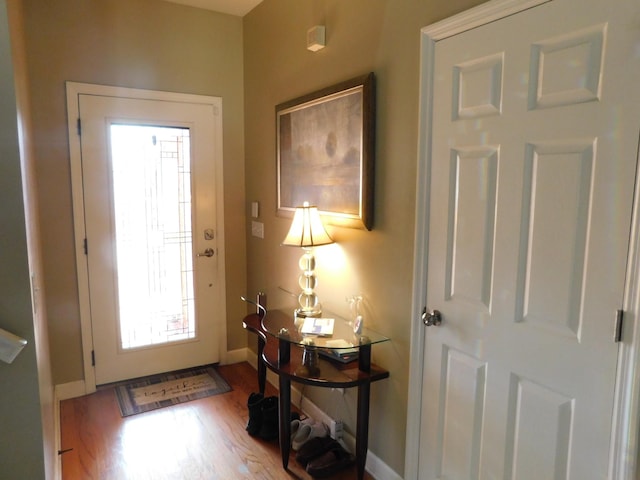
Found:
[66,83,96,393]
[54,380,87,401]
[404,26,434,480]
[364,450,402,480]
[423,0,550,41]
[609,140,640,480]
[54,390,61,480]
[65,82,227,391]
[223,347,249,365]
[406,1,639,478]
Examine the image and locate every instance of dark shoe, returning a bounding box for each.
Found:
[246,392,263,436]
[258,396,279,441]
[295,436,339,467]
[305,443,355,478]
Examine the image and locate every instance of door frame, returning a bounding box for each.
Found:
[66,82,227,393]
[404,0,640,478]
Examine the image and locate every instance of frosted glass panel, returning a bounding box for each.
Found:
[110,125,195,349]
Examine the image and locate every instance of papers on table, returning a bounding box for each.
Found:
[300,317,335,336]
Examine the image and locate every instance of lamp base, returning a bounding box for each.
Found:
[294,307,322,319]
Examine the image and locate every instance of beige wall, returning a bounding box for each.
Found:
[1,0,54,476]
[243,0,484,474]
[7,0,56,476]
[21,0,248,384]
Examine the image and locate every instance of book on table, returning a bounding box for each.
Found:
[319,338,359,364]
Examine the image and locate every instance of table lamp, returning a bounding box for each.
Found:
[282,202,334,318]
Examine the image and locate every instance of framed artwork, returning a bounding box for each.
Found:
[276,73,375,230]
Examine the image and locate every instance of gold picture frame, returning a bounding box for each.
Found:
[276,73,375,230]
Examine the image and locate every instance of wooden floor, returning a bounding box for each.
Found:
[60,362,372,479]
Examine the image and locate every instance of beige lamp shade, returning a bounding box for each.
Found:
[282,202,334,247]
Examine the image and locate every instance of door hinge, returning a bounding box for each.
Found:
[91,350,95,366]
[83,238,88,255]
[77,118,82,136]
[614,309,624,343]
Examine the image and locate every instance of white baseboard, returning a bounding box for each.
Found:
[223,347,249,365]
[55,380,87,401]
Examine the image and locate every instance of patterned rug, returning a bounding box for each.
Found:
[114,365,232,417]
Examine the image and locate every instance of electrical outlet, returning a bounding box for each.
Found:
[329,419,344,440]
[251,221,264,239]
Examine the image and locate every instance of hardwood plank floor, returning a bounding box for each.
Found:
[60,362,372,479]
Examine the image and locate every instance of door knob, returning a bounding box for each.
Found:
[422,308,442,326]
[196,248,214,257]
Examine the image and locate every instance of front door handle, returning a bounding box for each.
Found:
[196,248,214,257]
[422,308,442,327]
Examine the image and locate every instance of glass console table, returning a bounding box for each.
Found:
[242,292,390,480]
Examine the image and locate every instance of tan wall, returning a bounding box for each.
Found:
[7,0,56,476]
[243,0,484,474]
[1,0,50,476]
[21,0,247,384]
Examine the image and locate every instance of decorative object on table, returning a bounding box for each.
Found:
[114,365,231,417]
[346,294,364,334]
[296,337,321,377]
[282,202,334,318]
[276,73,376,230]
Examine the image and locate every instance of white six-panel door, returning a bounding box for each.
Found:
[414,0,640,478]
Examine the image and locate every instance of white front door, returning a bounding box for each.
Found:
[415,0,640,478]
[68,85,226,385]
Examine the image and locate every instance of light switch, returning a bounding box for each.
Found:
[251,201,259,219]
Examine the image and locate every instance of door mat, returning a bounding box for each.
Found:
[114,365,232,417]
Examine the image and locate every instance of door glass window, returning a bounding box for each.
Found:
[110,125,195,349]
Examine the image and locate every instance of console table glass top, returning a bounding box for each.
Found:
[261,308,389,350]
[246,287,389,350]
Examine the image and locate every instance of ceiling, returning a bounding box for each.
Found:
[163,0,263,17]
